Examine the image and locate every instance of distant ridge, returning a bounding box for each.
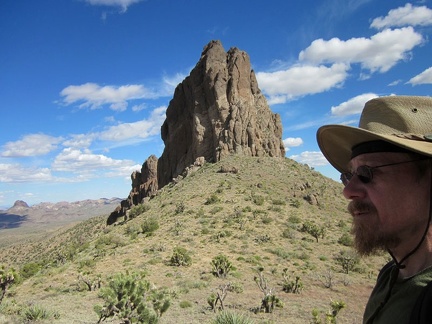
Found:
[0,198,122,230]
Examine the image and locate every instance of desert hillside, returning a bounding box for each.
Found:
[0,156,386,323]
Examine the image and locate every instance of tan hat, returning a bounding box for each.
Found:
[316,96,432,173]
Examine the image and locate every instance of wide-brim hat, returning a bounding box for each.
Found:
[316,96,432,173]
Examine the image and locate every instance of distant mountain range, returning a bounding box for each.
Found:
[0,198,123,229]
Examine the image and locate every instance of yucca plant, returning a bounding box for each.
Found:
[211,310,254,324]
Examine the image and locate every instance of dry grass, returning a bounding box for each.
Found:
[0,156,387,323]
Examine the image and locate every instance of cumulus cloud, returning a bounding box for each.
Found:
[330,93,378,116]
[0,163,53,182]
[299,27,423,73]
[98,106,166,142]
[60,83,157,111]
[407,67,432,85]
[283,137,303,151]
[85,0,143,12]
[1,134,63,157]
[371,3,432,29]
[289,151,328,167]
[256,63,349,104]
[62,134,95,149]
[52,148,140,177]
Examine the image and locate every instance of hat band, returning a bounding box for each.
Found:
[351,140,412,159]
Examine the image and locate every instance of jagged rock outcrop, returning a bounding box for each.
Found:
[107,155,158,225]
[107,40,285,224]
[157,40,285,188]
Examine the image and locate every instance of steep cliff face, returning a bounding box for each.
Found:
[108,40,285,224]
[107,155,158,225]
[157,40,285,188]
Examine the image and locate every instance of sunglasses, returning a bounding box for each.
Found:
[341,158,428,186]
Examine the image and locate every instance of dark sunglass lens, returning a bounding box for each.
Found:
[340,172,351,186]
[357,166,372,183]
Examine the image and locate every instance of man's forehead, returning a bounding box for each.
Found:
[348,152,412,167]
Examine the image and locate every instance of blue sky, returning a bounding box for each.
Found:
[1,0,431,208]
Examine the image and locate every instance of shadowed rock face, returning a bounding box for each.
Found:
[157,40,285,188]
[108,40,285,224]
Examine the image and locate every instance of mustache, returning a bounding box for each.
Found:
[348,200,377,216]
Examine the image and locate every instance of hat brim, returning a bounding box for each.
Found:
[317,124,432,173]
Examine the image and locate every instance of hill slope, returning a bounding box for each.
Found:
[0,156,386,323]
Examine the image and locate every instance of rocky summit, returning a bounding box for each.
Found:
[108,40,285,224]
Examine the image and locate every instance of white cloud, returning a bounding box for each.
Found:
[371,3,432,29]
[160,73,188,96]
[84,0,143,12]
[1,134,63,157]
[98,106,166,142]
[283,137,303,151]
[299,27,423,73]
[131,103,146,112]
[62,134,95,149]
[52,148,140,177]
[331,93,378,116]
[0,163,53,182]
[289,151,328,167]
[388,79,402,86]
[407,67,432,85]
[256,63,349,104]
[60,83,157,111]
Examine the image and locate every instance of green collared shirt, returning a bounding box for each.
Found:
[364,263,432,323]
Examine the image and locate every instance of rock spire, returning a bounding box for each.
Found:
[108,40,285,224]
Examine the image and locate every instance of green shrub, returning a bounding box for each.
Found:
[210,206,223,214]
[290,199,301,208]
[269,248,291,260]
[211,255,233,278]
[94,271,169,323]
[169,247,192,267]
[261,216,273,224]
[20,262,41,280]
[271,199,286,206]
[175,202,185,214]
[212,230,232,242]
[281,269,303,294]
[125,223,141,239]
[252,195,265,206]
[0,266,17,304]
[179,300,192,308]
[335,250,360,274]
[338,233,353,247]
[311,300,346,324]
[288,214,301,224]
[300,221,325,242]
[22,304,58,321]
[242,206,252,212]
[205,194,220,205]
[129,203,151,219]
[201,227,210,235]
[141,217,159,236]
[95,234,126,249]
[281,228,296,239]
[78,258,96,271]
[252,209,267,218]
[211,310,254,324]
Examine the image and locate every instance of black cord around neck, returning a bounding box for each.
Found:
[366,160,432,323]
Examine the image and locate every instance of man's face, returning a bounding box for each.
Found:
[342,152,430,256]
